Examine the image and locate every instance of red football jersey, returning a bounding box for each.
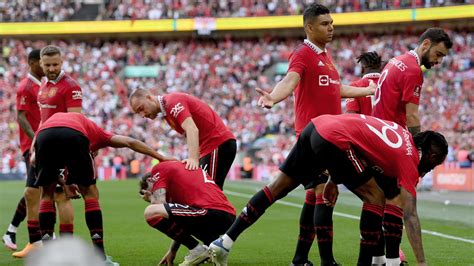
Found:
[288,40,342,137]
[16,74,41,154]
[313,114,420,197]
[37,112,113,152]
[372,51,423,127]
[150,161,236,215]
[37,71,83,122]
[345,73,380,115]
[160,93,235,157]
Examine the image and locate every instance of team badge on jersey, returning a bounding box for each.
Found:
[20,96,27,105]
[48,87,58,97]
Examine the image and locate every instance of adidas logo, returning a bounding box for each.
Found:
[42,234,51,240]
[242,207,248,215]
[318,60,325,67]
[91,233,102,240]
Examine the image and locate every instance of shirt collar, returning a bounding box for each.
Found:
[157,95,167,117]
[27,73,42,86]
[408,50,421,66]
[304,39,326,54]
[47,70,65,84]
[362,72,381,79]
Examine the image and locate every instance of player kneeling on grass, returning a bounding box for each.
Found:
[139,161,236,266]
[32,112,173,266]
[209,114,447,266]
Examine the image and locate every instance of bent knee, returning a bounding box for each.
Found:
[144,204,167,221]
[24,187,40,201]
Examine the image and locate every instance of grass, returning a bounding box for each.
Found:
[1,179,473,265]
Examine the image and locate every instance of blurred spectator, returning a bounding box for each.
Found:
[1,0,470,22]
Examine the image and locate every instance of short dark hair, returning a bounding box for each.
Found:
[28,49,41,62]
[303,4,330,26]
[418,28,453,49]
[139,173,151,195]
[413,131,448,159]
[40,45,61,58]
[356,51,382,71]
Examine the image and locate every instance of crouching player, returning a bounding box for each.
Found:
[209,114,447,266]
[33,112,173,265]
[139,161,235,266]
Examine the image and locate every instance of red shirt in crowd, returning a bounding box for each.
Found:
[159,92,235,157]
[149,161,236,215]
[16,74,41,154]
[313,114,420,197]
[345,73,380,115]
[37,112,113,152]
[37,71,83,122]
[288,39,342,137]
[372,51,423,127]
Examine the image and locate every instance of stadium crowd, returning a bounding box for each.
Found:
[0,0,470,22]
[1,31,472,175]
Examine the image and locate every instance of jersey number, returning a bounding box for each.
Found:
[201,169,215,185]
[360,115,402,148]
[373,69,389,106]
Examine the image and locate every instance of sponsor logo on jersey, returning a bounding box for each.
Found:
[319,75,329,86]
[38,103,57,109]
[414,85,421,97]
[170,103,184,118]
[72,90,82,100]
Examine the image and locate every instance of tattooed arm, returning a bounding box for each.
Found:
[400,187,426,265]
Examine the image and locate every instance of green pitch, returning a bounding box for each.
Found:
[1,179,473,265]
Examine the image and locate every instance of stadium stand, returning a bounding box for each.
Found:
[0,0,470,22]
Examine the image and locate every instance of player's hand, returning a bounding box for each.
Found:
[140,189,152,203]
[256,87,274,109]
[29,150,36,167]
[64,184,81,200]
[367,80,376,95]
[182,158,199,170]
[159,249,176,265]
[323,181,339,207]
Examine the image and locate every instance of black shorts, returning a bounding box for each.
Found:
[164,203,235,245]
[35,127,96,187]
[200,139,237,190]
[23,150,38,188]
[373,173,401,200]
[280,123,371,189]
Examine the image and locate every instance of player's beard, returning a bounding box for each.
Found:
[421,49,432,69]
[47,71,59,80]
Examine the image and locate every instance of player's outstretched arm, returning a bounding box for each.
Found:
[109,135,174,162]
[340,80,376,98]
[257,71,300,108]
[400,187,426,265]
[159,240,181,265]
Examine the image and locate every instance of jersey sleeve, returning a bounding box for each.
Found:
[401,71,422,105]
[345,98,360,113]
[64,83,83,109]
[151,171,167,192]
[397,162,419,197]
[16,85,30,112]
[287,49,307,76]
[167,96,192,125]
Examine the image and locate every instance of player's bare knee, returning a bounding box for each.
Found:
[268,171,298,199]
[79,184,98,199]
[144,205,166,220]
[24,187,40,202]
[386,194,402,207]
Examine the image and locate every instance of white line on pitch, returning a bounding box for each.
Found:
[225,190,474,244]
